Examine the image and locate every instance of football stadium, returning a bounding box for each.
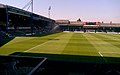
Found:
[0,3,120,75]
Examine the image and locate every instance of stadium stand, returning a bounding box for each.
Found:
[0,3,120,75]
[56,20,120,33]
[0,4,58,37]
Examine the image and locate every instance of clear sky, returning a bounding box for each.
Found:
[0,0,120,23]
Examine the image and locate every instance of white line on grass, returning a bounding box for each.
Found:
[98,52,107,62]
[16,41,51,56]
[24,41,51,52]
[23,33,67,52]
[98,52,103,57]
[83,34,108,62]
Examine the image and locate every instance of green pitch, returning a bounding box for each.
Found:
[0,32,120,63]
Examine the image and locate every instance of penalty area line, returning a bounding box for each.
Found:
[23,34,64,52]
[16,41,51,56]
[24,41,51,52]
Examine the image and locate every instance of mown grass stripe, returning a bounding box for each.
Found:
[25,32,73,54]
[83,33,107,62]
[0,33,64,55]
[63,33,98,56]
[89,33,120,54]
[63,33,104,62]
[105,33,120,38]
[91,33,120,48]
[101,33,120,42]
[88,33,120,62]
[0,32,120,63]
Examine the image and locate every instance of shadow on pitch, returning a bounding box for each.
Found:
[9,52,120,75]
[0,37,14,47]
[10,52,120,64]
[0,32,60,47]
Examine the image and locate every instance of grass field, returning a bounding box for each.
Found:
[0,32,120,63]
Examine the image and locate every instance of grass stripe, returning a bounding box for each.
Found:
[91,33,120,48]
[83,33,107,62]
[25,32,73,54]
[87,33,120,62]
[63,33,104,62]
[89,33,120,55]
[0,32,120,63]
[0,33,64,55]
[105,33,120,38]
[101,33,120,42]
[63,33,99,56]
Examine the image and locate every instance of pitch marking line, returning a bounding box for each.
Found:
[98,52,108,62]
[24,40,51,52]
[98,52,103,57]
[23,33,68,52]
[16,40,52,56]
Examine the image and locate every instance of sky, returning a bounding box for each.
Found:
[0,0,120,23]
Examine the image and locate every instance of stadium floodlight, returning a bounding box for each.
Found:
[48,6,51,19]
[22,0,33,13]
[5,5,8,33]
[31,0,33,13]
[22,0,34,34]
